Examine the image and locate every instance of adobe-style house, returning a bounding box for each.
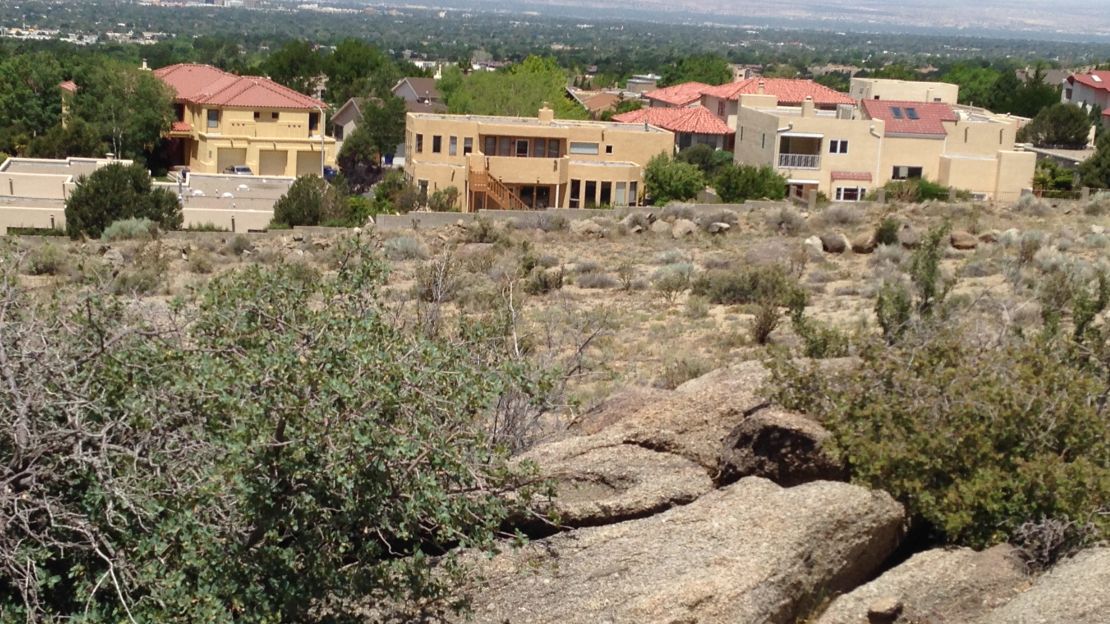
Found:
[1062,70,1110,114]
[155,63,336,177]
[734,90,1034,202]
[404,106,673,211]
[612,106,732,151]
[849,78,960,105]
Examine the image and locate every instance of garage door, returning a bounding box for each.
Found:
[216,148,247,173]
[296,151,323,177]
[258,150,288,176]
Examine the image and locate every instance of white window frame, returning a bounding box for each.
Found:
[829,139,848,154]
[835,187,865,202]
[569,142,599,156]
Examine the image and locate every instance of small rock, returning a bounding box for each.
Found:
[804,235,823,255]
[898,226,921,249]
[979,230,1000,243]
[1091,224,1105,235]
[867,597,903,624]
[630,225,644,234]
[569,219,603,237]
[950,230,978,250]
[102,248,125,268]
[820,233,849,254]
[650,219,672,234]
[851,232,877,254]
[707,222,731,234]
[671,218,698,238]
[292,233,305,242]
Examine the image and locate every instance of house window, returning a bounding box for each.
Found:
[761,133,766,149]
[416,133,424,153]
[717,100,726,117]
[463,137,473,155]
[449,136,457,156]
[892,166,923,180]
[484,136,496,155]
[829,140,849,154]
[207,109,220,129]
[835,187,864,201]
[615,182,627,206]
[498,137,511,156]
[432,135,442,154]
[334,125,344,141]
[515,139,529,157]
[1065,88,1073,101]
[605,145,614,154]
[569,142,599,155]
[600,181,612,205]
[174,103,185,121]
[569,179,581,208]
[308,112,319,131]
[548,139,560,158]
[584,180,597,207]
[534,138,547,157]
[629,181,638,206]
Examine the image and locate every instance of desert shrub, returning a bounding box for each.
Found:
[185,222,228,232]
[713,163,786,203]
[766,323,1110,549]
[64,162,182,239]
[787,295,850,359]
[655,353,712,389]
[413,253,460,303]
[110,245,167,296]
[653,249,688,265]
[660,203,695,222]
[684,295,710,319]
[188,250,215,274]
[1014,193,1052,216]
[101,217,159,242]
[224,234,253,257]
[748,300,781,345]
[523,266,563,295]
[690,264,803,306]
[1083,197,1109,216]
[652,262,694,302]
[702,253,733,270]
[428,186,460,212]
[644,154,705,205]
[23,244,69,276]
[873,216,900,246]
[536,213,568,232]
[764,205,806,235]
[272,175,347,227]
[616,262,636,290]
[1017,231,1044,265]
[875,281,913,342]
[383,235,429,261]
[1012,517,1103,573]
[463,217,509,245]
[819,203,863,226]
[575,272,618,289]
[0,242,544,621]
[875,178,965,203]
[573,260,603,275]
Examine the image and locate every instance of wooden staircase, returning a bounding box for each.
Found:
[469,170,530,211]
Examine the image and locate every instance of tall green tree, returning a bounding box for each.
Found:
[0,52,63,154]
[64,162,182,238]
[661,53,730,86]
[1079,131,1110,188]
[337,96,406,193]
[713,163,787,203]
[1017,103,1091,148]
[941,63,1002,107]
[324,38,399,105]
[644,154,705,205]
[263,40,325,95]
[443,56,586,119]
[72,62,174,159]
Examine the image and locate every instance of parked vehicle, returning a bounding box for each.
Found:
[224,165,254,175]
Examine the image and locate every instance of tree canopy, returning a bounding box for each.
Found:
[661,53,730,87]
[263,39,325,96]
[64,162,182,238]
[644,154,705,205]
[440,56,587,119]
[336,96,406,193]
[324,38,402,106]
[1017,103,1092,149]
[71,61,174,160]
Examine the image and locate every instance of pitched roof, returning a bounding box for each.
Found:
[58,80,77,93]
[861,99,957,137]
[153,63,325,110]
[700,78,854,106]
[393,77,441,102]
[643,82,711,107]
[1068,71,1110,93]
[612,105,732,135]
[170,121,193,133]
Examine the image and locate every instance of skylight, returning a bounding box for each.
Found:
[1093,75,1103,83]
[905,107,920,120]
[891,107,904,119]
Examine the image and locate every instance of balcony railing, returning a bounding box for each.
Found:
[778,153,821,169]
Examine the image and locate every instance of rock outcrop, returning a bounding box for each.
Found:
[976,548,1110,624]
[716,407,845,487]
[816,545,1026,624]
[460,478,905,624]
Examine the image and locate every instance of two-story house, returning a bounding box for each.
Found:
[1062,71,1110,114]
[155,63,336,177]
[404,106,673,211]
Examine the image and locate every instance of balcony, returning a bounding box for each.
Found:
[778,153,821,169]
[483,155,564,186]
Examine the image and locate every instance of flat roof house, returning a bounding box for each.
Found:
[849,78,960,105]
[404,106,673,211]
[155,63,336,177]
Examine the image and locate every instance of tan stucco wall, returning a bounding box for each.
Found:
[403,112,673,210]
[850,78,960,104]
[879,136,947,184]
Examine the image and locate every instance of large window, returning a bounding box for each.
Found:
[629,181,638,206]
[449,136,458,156]
[548,140,560,158]
[515,139,530,157]
[484,136,496,155]
[416,134,424,153]
[463,137,473,155]
[569,142,599,156]
[569,179,581,208]
[892,165,923,180]
[835,187,864,202]
[829,140,849,154]
[599,181,612,206]
[207,109,220,129]
[534,138,547,158]
[498,137,511,156]
[432,135,442,154]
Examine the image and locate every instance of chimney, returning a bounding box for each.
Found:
[801,95,815,118]
[757,79,765,94]
[140,58,149,71]
[538,105,554,124]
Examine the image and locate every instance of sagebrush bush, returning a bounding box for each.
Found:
[101,217,159,242]
[575,271,618,289]
[748,300,781,345]
[690,264,803,306]
[655,353,712,389]
[652,262,693,302]
[383,236,429,261]
[224,235,253,257]
[820,204,863,226]
[188,250,215,274]
[24,244,69,276]
[765,206,806,236]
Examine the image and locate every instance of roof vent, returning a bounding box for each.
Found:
[1093,75,1103,83]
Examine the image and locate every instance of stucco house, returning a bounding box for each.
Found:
[611,105,732,151]
[155,63,336,177]
[1063,70,1110,114]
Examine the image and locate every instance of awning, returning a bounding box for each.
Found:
[779,131,824,138]
[786,179,820,185]
[831,171,873,182]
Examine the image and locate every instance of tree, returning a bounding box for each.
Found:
[990,66,1060,118]
[1079,131,1110,188]
[336,96,406,193]
[64,163,182,238]
[263,40,325,95]
[443,56,588,120]
[0,242,545,621]
[28,117,104,159]
[271,174,347,226]
[676,144,734,178]
[324,38,399,105]
[0,52,63,154]
[661,53,730,86]
[713,163,787,203]
[941,63,1002,107]
[1017,103,1091,148]
[643,154,705,205]
[72,62,174,159]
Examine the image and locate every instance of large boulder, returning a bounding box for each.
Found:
[517,435,712,528]
[569,218,604,237]
[976,548,1110,624]
[820,233,850,254]
[950,230,978,250]
[570,385,674,435]
[815,545,1026,624]
[650,219,672,234]
[716,407,846,487]
[898,226,921,249]
[459,478,905,624]
[672,218,698,238]
[851,232,877,254]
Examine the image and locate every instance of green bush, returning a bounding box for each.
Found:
[713,163,786,203]
[644,154,705,205]
[690,264,803,306]
[23,244,69,276]
[652,262,693,302]
[64,163,183,239]
[0,240,544,622]
[101,217,159,242]
[873,216,900,246]
[428,186,460,212]
[272,175,348,227]
[766,323,1110,549]
[523,266,564,295]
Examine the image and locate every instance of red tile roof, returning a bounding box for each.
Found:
[170,121,193,133]
[58,80,77,93]
[643,82,711,107]
[153,63,326,110]
[700,78,854,107]
[861,100,957,137]
[1068,71,1110,93]
[612,105,732,135]
[831,171,873,182]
